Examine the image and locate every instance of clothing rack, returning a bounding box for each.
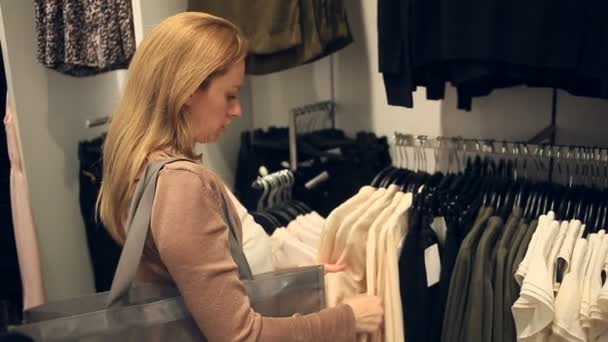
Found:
[391,132,608,184]
[251,169,294,190]
[393,133,608,161]
[288,100,336,172]
[251,169,295,211]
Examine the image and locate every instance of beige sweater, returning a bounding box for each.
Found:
[129,157,355,342]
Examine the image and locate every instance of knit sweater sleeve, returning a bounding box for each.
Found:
[150,165,356,342]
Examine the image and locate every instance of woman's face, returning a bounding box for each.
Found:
[186,60,245,144]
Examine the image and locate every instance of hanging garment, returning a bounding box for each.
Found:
[225,188,274,275]
[595,244,608,339]
[34,0,136,76]
[331,187,390,264]
[319,186,375,263]
[381,193,412,342]
[189,0,302,56]
[368,191,410,342]
[0,46,23,326]
[503,219,537,342]
[287,221,322,250]
[4,98,46,310]
[378,0,608,110]
[78,136,121,292]
[552,238,588,342]
[554,220,583,293]
[512,217,560,341]
[441,207,494,342]
[189,0,352,75]
[580,231,604,331]
[461,216,505,342]
[401,209,444,342]
[546,221,570,292]
[325,186,399,307]
[271,228,317,269]
[492,208,523,342]
[588,232,608,340]
[515,212,557,285]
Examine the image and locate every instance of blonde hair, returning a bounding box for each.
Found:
[98,12,246,248]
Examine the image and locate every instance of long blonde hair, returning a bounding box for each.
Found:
[98,12,246,246]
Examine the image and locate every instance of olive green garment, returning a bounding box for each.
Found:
[246,0,352,74]
[441,207,494,342]
[492,208,523,342]
[188,0,302,55]
[192,0,353,75]
[462,216,505,342]
[503,219,538,342]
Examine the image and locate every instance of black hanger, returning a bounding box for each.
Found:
[393,169,414,190]
[599,193,608,230]
[371,165,395,187]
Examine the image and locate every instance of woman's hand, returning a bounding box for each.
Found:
[343,295,384,333]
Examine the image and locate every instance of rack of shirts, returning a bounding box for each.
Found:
[248,169,327,270]
[318,132,608,342]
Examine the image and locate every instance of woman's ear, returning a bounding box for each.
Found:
[184,94,194,107]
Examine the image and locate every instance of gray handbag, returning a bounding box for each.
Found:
[11,159,326,341]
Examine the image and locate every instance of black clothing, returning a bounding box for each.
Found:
[379,0,608,110]
[0,46,22,329]
[78,136,121,292]
[234,128,391,217]
[400,210,442,342]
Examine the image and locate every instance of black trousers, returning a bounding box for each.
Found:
[78,137,121,293]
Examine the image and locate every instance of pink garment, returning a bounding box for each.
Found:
[4,97,46,309]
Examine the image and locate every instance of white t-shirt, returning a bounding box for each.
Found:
[581,231,604,330]
[589,231,608,340]
[318,186,375,263]
[225,187,274,275]
[330,187,389,263]
[512,218,559,340]
[382,193,412,342]
[287,220,322,251]
[548,221,569,293]
[516,211,556,285]
[326,186,399,308]
[552,238,588,342]
[362,192,404,342]
[595,239,608,340]
[555,220,583,293]
[270,228,316,269]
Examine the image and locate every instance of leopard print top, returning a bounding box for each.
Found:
[35,0,136,77]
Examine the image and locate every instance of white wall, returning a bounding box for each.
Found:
[0,0,128,300]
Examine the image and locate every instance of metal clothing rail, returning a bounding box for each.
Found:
[85,116,110,128]
[391,133,608,162]
[391,132,608,185]
[251,169,295,211]
[288,100,336,172]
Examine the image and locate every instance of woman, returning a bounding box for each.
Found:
[98,12,383,341]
